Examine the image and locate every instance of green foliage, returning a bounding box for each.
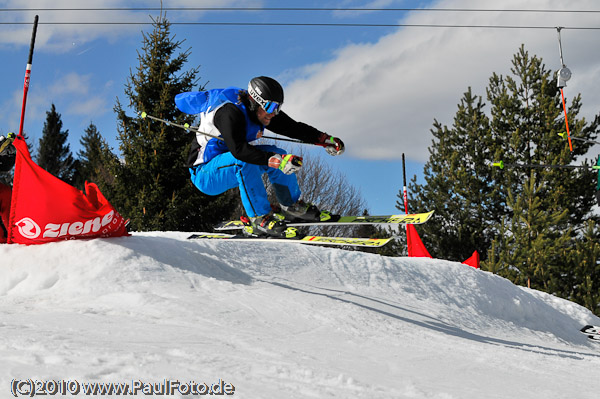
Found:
[100,15,236,231]
[405,45,600,315]
[71,122,106,189]
[487,172,570,291]
[36,104,76,184]
[561,220,600,315]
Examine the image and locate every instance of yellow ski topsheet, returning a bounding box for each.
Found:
[214,210,434,231]
[298,235,391,247]
[187,233,392,248]
[335,210,434,225]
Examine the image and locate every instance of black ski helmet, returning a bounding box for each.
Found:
[247,76,284,113]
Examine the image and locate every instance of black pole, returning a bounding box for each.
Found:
[18,15,39,137]
[28,15,39,64]
[402,153,408,213]
[402,154,407,191]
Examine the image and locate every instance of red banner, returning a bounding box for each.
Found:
[7,135,129,244]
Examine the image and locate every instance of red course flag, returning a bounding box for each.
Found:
[407,224,432,258]
[7,136,129,244]
[462,251,481,269]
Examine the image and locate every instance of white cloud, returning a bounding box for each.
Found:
[48,72,92,96]
[67,96,107,117]
[332,0,399,18]
[0,0,252,52]
[3,72,108,132]
[282,0,600,162]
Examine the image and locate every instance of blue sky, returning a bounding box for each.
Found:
[1,0,599,215]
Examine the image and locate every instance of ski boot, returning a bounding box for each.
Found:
[241,212,294,237]
[280,199,333,222]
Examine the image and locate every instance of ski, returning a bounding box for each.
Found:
[579,325,600,343]
[187,232,392,248]
[580,325,600,336]
[214,210,434,231]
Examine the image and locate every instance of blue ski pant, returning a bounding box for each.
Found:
[189,145,301,217]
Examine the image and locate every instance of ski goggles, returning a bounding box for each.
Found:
[262,100,282,114]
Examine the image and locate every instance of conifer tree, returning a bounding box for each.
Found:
[77,123,102,177]
[492,173,570,290]
[37,103,76,184]
[107,13,235,231]
[74,122,111,189]
[484,46,599,292]
[405,45,600,313]
[486,46,598,228]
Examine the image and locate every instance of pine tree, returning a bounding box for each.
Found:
[493,172,570,290]
[405,45,600,313]
[484,46,599,293]
[74,122,111,189]
[37,104,76,184]
[486,46,598,228]
[107,13,235,231]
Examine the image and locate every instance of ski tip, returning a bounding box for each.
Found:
[406,210,434,224]
[580,325,600,334]
[187,233,233,240]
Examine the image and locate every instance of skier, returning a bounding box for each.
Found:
[176,76,345,236]
[0,134,16,243]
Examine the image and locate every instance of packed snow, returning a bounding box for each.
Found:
[1,231,599,398]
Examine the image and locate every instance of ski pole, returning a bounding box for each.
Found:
[140,112,334,148]
[558,132,600,146]
[18,15,39,138]
[492,160,600,170]
[140,112,224,141]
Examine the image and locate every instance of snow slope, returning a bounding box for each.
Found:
[1,232,599,398]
